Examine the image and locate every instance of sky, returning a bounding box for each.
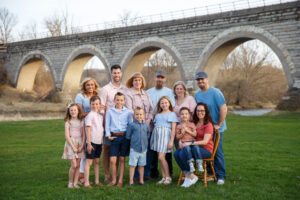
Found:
[1,0,290,34]
[1,0,285,68]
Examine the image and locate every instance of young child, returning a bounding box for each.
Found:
[105,92,133,187]
[176,107,203,172]
[150,96,178,184]
[84,96,104,188]
[62,103,85,188]
[126,107,150,186]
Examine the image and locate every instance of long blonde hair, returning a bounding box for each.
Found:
[80,77,99,96]
[156,96,173,114]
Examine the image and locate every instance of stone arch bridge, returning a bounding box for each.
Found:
[1,1,300,106]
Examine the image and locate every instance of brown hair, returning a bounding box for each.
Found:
[64,103,82,122]
[80,77,99,96]
[173,81,188,99]
[179,107,190,115]
[114,92,125,100]
[90,95,101,104]
[156,96,173,114]
[193,102,213,125]
[126,72,146,89]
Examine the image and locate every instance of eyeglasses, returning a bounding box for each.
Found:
[196,110,205,113]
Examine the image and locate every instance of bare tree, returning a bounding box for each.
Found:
[118,10,143,26]
[0,7,17,44]
[143,49,179,89]
[216,41,288,106]
[18,22,38,40]
[44,9,76,37]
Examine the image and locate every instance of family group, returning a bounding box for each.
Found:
[62,64,227,188]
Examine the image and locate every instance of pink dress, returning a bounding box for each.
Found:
[62,120,85,160]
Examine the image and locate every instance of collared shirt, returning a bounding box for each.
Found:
[75,93,91,113]
[176,122,196,142]
[147,87,175,109]
[105,106,133,137]
[85,111,104,144]
[99,82,128,110]
[195,86,227,132]
[125,87,154,121]
[126,120,150,153]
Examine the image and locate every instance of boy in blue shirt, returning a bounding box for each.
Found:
[126,107,150,186]
[105,92,133,187]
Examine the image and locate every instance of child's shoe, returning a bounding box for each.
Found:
[197,160,204,172]
[189,162,195,172]
[73,184,80,188]
[68,182,73,188]
[157,177,166,184]
[164,177,172,185]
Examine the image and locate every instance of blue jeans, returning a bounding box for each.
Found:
[183,145,212,162]
[174,149,191,175]
[214,131,226,180]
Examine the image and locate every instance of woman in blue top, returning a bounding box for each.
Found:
[74,77,100,184]
[150,96,178,185]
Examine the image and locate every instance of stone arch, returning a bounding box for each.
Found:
[120,37,185,83]
[15,50,55,91]
[195,26,295,87]
[61,45,109,91]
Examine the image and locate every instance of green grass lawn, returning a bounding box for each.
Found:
[1,112,300,200]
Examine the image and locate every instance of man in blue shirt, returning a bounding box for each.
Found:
[194,71,227,185]
[147,70,175,179]
[126,107,150,186]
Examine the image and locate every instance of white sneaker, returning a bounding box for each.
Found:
[190,176,199,185]
[198,164,204,172]
[189,163,195,172]
[183,178,193,188]
[217,179,225,185]
[181,178,189,187]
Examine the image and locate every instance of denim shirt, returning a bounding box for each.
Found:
[126,120,150,153]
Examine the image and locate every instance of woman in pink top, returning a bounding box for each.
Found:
[173,81,197,120]
[125,72,154,125]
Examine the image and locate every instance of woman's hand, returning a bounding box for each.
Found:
[72,146,78,153]
[78,146,83,153]
[178,141,184,149]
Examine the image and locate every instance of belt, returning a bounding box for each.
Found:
[111,132,126,136]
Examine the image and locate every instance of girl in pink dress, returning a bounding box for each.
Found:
[62,103,85,188]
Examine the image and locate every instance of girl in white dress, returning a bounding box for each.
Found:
[151,96,178,184]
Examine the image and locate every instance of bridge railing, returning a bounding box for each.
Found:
[14,0,296,42]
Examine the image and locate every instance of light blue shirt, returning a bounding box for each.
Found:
[195,87,227,132]
[105,106,133,137]
[153,112,179,128]
[75,93,91,113]
[147,87,175,109]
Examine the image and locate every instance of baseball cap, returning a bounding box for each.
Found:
[155,70,166,77]
[195,71,208,80]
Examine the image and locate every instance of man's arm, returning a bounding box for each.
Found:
[215,104,227,129]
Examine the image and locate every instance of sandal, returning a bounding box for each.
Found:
[164,177,172,185]
[68,182,73,188]
[157,177,166,184]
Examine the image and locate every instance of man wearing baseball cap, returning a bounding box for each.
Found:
[194,71,227,185]
[146,70,175,179]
